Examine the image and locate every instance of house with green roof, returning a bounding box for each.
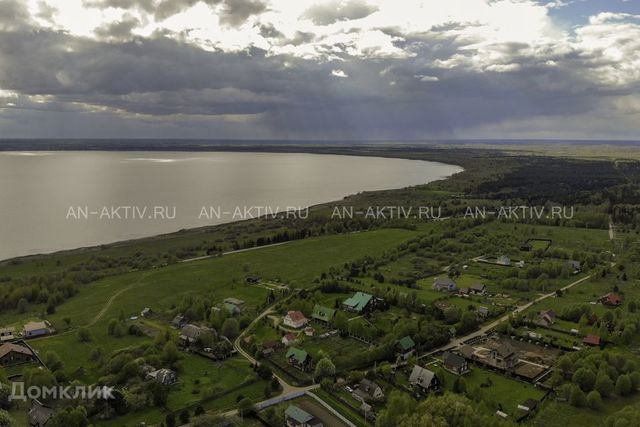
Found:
[285,404,324,427]
[286,347,312,371]
[312,305,336,323]
[396,335,416,360]
[342,291,375,313]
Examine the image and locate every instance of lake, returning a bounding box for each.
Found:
[0,151,462,260]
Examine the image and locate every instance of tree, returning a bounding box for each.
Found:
[0,410,15,427]
[573,368,596,392]
[256,364,273,380]
[76,328,92,342]
[587,390,603,410]
[376,391,417,427]
[43,351,64,372]
[16,298,28,314]
[220,318,240,339]
[165,413,176,427]
[570,385,587,407]
[314,358,336,380]
[48,406,88,427]
[616,374,632,396]
[595,374,615,398]
[453,377,466,394]
[179,410,190,424]
[194,405,205,416]
[237,398,256,417]
[162,341,180,366]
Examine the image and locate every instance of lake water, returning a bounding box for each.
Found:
[0,151,462,260]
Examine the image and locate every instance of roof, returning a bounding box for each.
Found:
[223,297,245,306]
[312,304,336,322]
[583,334,601,346]
[24,321,47,332]
[343,292,373,312]
[522,398,539,410]
[470,283,485,292]
[262,340,279,349]
[397,336,415,351]
[478,306,489,314]
[409,365,435,386]
[360,378,381,393]
[443,351,466,368]
[0,327,15,334]
[29,400,54,427]
[283,333,297,341]
[286,347,309,363]
[180,324,208,339]
[459,345,475,359]
[600,292,623,305]
[434,277,457,288]
[0,343,34,358]
[285,405,314,424]
[286,311,307,322]
[224,302,240,313]
[496,342,516,357]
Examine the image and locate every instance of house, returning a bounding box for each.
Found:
[179,324,215,345]
[282,333,298,346]
[516,260,526,268]
[146,368,177,385]
[312,305,336,324]
[488,341,518,370]
[246,275,261,284]
[599,292,623,307]
[583,334,602,347]
[497,255,511,266]
[286,347,311,371]
[283,311,309,329]
[432,277,457,292]
[0,326,15,342]
[459,345,476,359]
[443,351,469,375]
[0,342,35,367]
[565,260,582,274]
[458,288,470,296]
[477,306,489,318]
[343,292,375,312]
[353,378,384,402]
[261,340,280,357]
[409,365,439,393]
[304,327,315,337]
[171,314,186,328]
[518,398,539,412]
[536,309,556,327]
[285,404,323,427]
[23,321,49,338]
[28,399,54,427]
[396,336,416,360]
[223,297,245,306]
[469,283,486,295]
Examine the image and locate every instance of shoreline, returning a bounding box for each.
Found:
[0,148,464,263]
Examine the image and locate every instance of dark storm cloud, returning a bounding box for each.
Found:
[303,0,378,25]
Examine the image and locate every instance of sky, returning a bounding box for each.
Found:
[0,0,639,140]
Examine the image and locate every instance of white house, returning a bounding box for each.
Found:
[283,311,309,329]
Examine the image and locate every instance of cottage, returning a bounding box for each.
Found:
[432,277,457,292]
[261,340,280,357]
[353,378,384,402]
[0,326,15,342]
[282,333,298,346]
[469,283,486,295]
[497,255,511,266]
[443,351,469,375]
[286,347,311,371]
[179,324,215,345]
[536,309,556,327]
[488,341,518,370]
[146,368,177,385]
[283,311,309,329]
[343,292,375,313]
[28,399,54,427]
[583,334,602,347]
[285,404,323,427]
[599,292,623,307]
[396,336,416,360]
[477,306,489,318]
[171,314,186,328]
[459,345,476,359]
[565,260,582,274]
[23,321,49,338]
[0,342,35,367]
[312,305,336,323]
[409,365,439,393]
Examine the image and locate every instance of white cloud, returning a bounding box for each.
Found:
[331,69,348,78]
[415,75,439,82]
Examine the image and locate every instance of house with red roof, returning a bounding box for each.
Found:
[599,292,623,307]
[283,311,309,329]
[282,333,298,347]
[583,334,602,347]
